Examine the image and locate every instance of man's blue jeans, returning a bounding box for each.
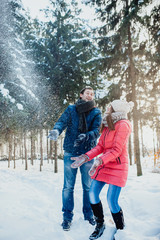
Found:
[89,179,122,213]
[62,152,94,221]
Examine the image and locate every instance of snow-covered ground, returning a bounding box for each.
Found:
[0,156,160,240]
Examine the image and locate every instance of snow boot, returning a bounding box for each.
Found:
[111,209,125,230]
[61,220,72,231]
[89,202,105,240]
[89,222,105,240]
[88,218,96,226]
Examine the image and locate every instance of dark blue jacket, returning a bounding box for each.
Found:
[53,104,102,155]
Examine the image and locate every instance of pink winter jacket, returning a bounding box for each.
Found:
[86,120,132,187]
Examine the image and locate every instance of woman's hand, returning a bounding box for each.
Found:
[89,157,103,176]
[71,154,89,168]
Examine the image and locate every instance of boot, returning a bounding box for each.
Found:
[61,220,72,231]
[111,209,125,230]
[89,202,105,240]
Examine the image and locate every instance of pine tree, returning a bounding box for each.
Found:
[33,0,101,103]
[144,4,160,154]
[0,0,52,164]
[84,0,160,176]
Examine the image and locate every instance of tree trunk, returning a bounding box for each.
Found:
[30,130,34,165]
[33,129,36,159]
[24,132,28,170]
[133,107,142,175]
[50,140,54,164]
[127,112,133,165]
[128,136,132,165]
[20,130,24,164]
[0,144,3,159]
[126,3,142,176]
[153,128,156,166]
[13,135,16,169]
[54,141,58,173]
[140,120,145,157]
[157,127,160,160]
[46,129,49,163]
[8,131,12,168]
[40,129,43,171]
[21,145,24,164]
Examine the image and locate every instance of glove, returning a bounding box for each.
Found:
[74,133,88,147]
[47,129,59,141]
[89,157,103,176]
[71,154,89,168]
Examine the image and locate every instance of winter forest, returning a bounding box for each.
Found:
[0,0,160,240]
[0,0,160,175]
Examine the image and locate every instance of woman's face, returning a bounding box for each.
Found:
[106,104,113,114]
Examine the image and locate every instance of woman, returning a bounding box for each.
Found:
[71,99,134,240]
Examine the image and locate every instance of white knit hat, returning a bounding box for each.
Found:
[111,100,134,113]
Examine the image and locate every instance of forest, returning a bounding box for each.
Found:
[0,0,160,176]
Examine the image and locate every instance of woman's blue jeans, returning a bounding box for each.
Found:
[62,152,94,221]
[89,179,122,213]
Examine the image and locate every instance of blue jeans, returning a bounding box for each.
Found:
[89,179,122,213]
[62,152,94,221]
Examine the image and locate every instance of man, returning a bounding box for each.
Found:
[48,86,102,231]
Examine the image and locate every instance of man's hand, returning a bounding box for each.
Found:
[89,158,102,176]
[74,134,88,147]
[71,154,89,168]
[47,129,59,141]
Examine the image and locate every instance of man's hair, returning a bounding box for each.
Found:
[80,86,94,94]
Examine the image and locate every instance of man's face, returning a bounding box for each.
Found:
[80,89,94,101]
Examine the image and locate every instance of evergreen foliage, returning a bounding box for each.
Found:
[0,0,159,167]
[85,0,160,175]
[35,0,101,103]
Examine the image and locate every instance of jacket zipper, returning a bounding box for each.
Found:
[117,157,121,164]
[116,157,121,164]
[118,157,121,164]
[95,165,105,179]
